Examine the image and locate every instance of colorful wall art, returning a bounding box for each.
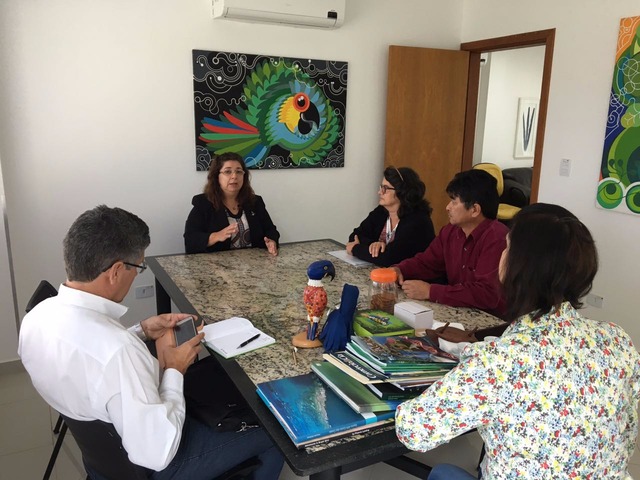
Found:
[597,16,640,215]
[193,50,348,170]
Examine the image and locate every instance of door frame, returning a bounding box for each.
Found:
[460,29,556,203]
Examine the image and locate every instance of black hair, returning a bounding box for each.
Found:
[502,203,598,321]
[446,169,499,219]
[384,166,432,218]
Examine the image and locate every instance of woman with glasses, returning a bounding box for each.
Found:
[184,152,280,255]
[346,166,435,267]
[396,203,640,480]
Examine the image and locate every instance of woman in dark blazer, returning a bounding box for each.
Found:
[346,166,435,267]
[184,153,280,255]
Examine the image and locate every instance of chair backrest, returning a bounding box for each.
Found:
[473,162,504,196]
[25,280,58,312]
[61,414,151,480]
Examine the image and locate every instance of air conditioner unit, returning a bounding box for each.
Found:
[212,0,345,29]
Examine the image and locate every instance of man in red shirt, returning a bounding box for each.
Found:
[391,169,508,318]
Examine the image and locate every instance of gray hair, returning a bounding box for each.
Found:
[63,205,150,282]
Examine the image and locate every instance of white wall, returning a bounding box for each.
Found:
[462,0,640,346]
[0,0,465,362]
[480,47,545,169]
[0,159,19,360]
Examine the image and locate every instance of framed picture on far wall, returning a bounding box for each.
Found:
[514,97,538,159]
[193,50,348,171]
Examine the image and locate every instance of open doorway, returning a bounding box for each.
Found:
[460,29,556,204]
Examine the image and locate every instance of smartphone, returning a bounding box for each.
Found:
[174,317,197,346]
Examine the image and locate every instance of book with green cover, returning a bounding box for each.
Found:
[352,309,414,337]
[310,361,402,413]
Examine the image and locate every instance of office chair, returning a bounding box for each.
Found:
[64,413,261,480]
[23,280,67,480]
[472,162,522,222]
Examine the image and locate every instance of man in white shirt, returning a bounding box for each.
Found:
[18,205,283,479]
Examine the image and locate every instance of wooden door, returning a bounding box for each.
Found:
[384,46,469,231]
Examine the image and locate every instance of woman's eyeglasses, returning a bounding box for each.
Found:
[219,169,245,176]
[379,185,396,194]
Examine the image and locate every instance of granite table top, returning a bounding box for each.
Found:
[153,239,505,386]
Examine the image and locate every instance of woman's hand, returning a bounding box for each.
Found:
[369,241,386,258]
[264,237,278,256]
[208,223,239,246]
[346,235,360,255]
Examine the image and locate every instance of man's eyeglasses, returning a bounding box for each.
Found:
[123,261,147,274]
[379,185,396,194]
[102,261,147,274]
[219,169,245,176]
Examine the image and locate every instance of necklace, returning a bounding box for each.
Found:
[385,216,399,244]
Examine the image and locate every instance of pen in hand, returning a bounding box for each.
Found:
[237,333,260,349]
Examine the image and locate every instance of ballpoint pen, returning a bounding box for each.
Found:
[237,333,260,349]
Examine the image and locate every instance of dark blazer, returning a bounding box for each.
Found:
[184,194,280,254]
[348,205,435,267]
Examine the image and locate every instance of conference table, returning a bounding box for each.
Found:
[147,239,505,479]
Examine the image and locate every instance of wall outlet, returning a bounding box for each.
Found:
[135,285,154,299]
[586,293,604,308]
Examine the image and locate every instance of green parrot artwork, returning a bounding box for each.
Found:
[597,16,640,214]
[193,51,346,169]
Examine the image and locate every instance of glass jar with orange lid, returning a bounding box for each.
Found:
[369,268,398,314]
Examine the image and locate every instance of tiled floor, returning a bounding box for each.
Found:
[2,360,640,480]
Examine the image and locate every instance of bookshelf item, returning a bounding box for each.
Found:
[310,361,402,413]
[202,317,275,359]
[256,372,395,448]
[366,382,427,401]
[353,309,414,337]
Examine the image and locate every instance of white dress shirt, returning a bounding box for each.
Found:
[18,284,185,471]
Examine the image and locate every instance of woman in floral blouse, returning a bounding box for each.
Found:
[395,203,640,479]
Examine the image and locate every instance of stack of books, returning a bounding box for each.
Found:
[256,334,459,449]
[323,335,458,389]
[256,369,396,449]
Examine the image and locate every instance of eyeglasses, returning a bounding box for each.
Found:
[379,185,396,194]
[123,261,147,274]
[219,169,245,176]
[103,261,147,274]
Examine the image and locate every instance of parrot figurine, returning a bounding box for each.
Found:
[303,260,335,341]
[198,59,341,168]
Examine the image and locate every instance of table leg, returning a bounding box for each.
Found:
[310,467,341,480]
[155,277,171,314]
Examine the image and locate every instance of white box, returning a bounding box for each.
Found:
[394,301,434,330]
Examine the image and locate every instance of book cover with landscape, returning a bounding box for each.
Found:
[256,372,395,448]
[352,335,458,364]
[353,309,414,337]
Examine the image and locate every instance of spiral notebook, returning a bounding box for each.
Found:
[202,317,275,358]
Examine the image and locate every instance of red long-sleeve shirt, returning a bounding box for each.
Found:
[395,219,508,318]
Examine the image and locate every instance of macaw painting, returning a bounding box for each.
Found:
[193,50,348,170]
[597,16,640,215]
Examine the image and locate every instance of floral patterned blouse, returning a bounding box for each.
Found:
[396,302,640,479]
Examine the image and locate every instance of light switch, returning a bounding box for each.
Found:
[560,158,571,177]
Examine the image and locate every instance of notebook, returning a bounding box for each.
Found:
[328,250,373,268]
[202,317,275,358]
